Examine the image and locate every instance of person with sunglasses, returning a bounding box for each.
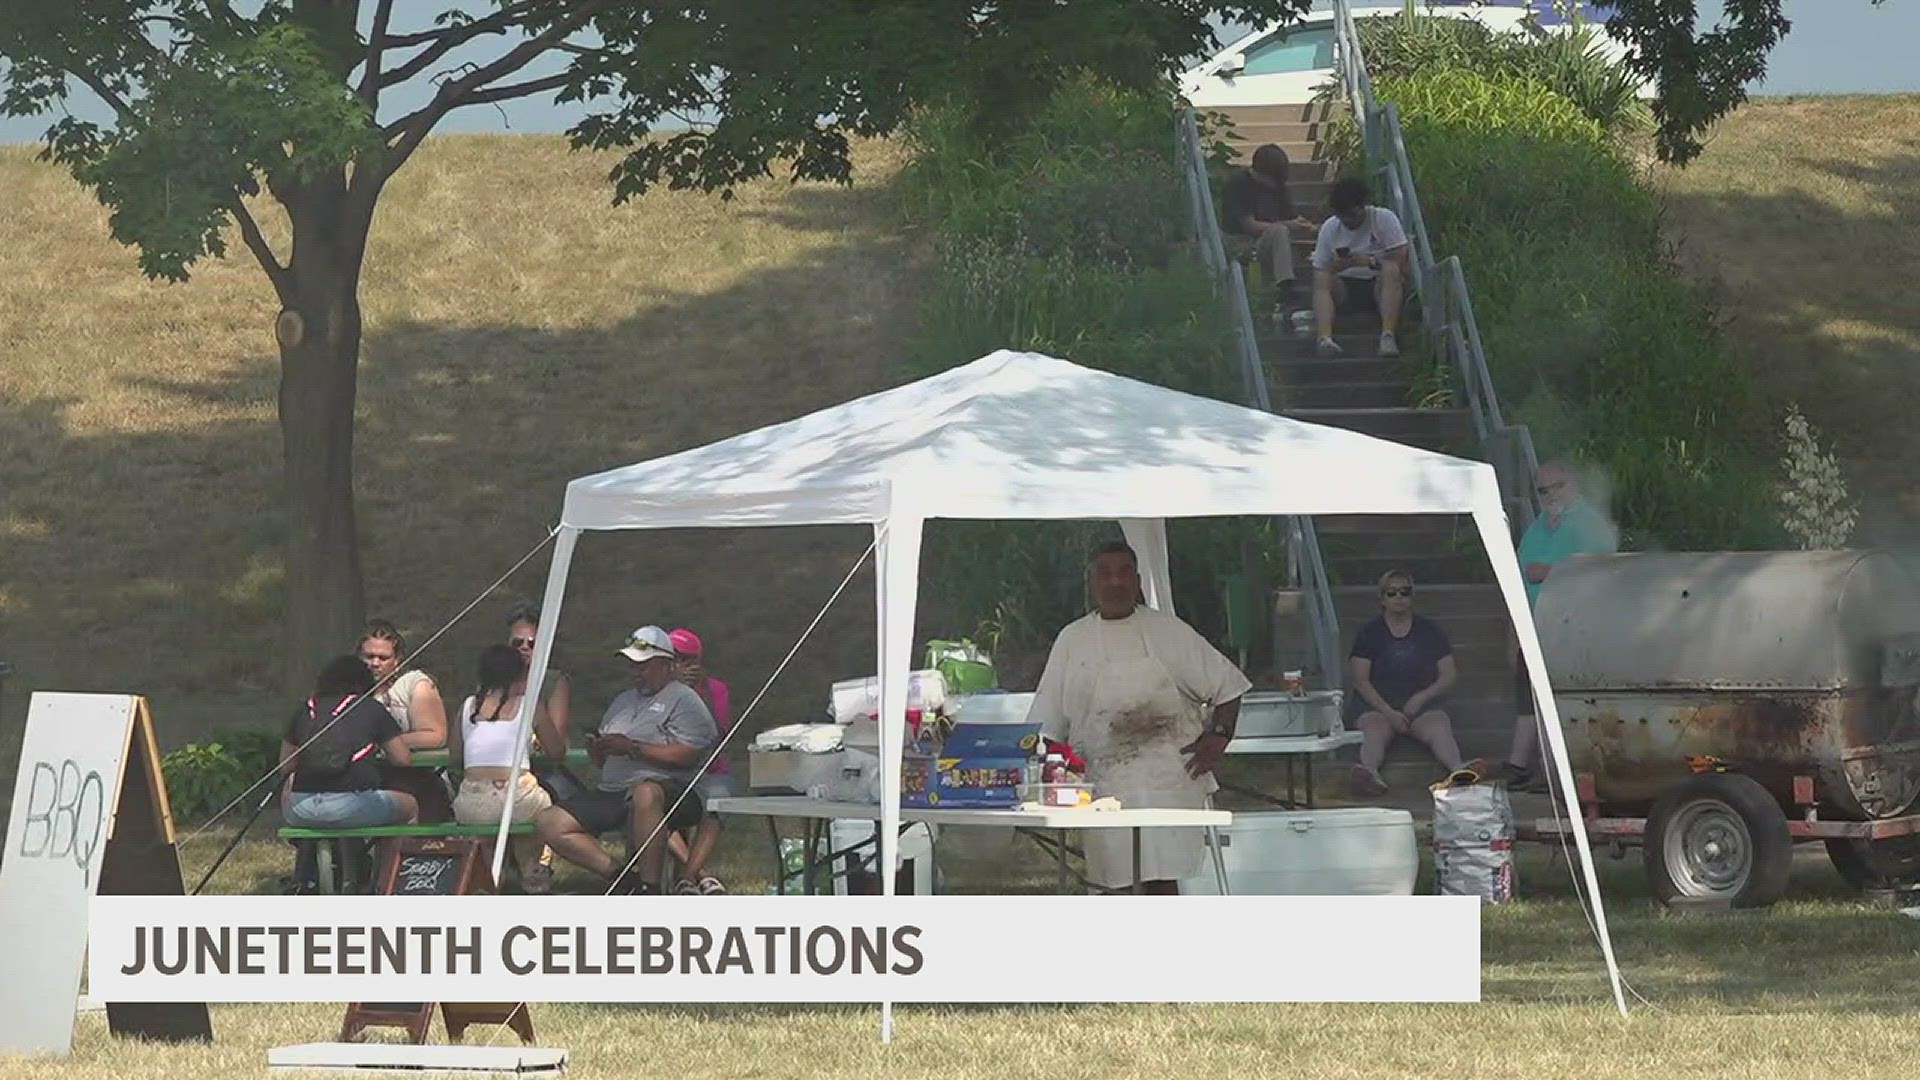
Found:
[506,604,573,760]
[1501,460,1619,792]
[1346,569,1468,798]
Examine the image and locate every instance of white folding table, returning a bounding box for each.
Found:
[1224,730,1365,808]
[707,796,1233,895]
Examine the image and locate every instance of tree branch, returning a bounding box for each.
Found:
[375,2,540,88]
[228,196,293,302]
[379,0,610,175]
[462,71,571,109]
[358,0,396,107]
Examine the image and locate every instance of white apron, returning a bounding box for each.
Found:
[1070,635,1215,890]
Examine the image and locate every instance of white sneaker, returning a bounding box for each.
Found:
[1315,336,1343,357]
[1379,331,1400,357]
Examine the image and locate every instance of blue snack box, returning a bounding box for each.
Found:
[902,722,1041,809]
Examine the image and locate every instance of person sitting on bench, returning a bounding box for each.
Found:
[451,644,564,894]
[281,654,418,892]
[535,625,718,895]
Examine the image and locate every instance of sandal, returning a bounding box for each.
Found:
[697,874,727,896]
[671,877,701,896]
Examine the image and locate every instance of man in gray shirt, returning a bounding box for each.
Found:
[536,625,718,894]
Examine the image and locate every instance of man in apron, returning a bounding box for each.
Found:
[1027,540,1252,894]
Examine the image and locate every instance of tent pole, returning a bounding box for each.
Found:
[1118,518,1174,611]
[873,511,924,1044]
[1470,505,1628,1016]
[492,525,580,887]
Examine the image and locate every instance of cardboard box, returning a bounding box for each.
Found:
[902,723,1040,809]
[748,748,851,794]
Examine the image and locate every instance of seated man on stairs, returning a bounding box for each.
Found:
[1219,143,1316,318]
[1310,176,1409,359]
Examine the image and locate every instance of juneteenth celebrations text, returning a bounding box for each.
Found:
[119,924,927,977]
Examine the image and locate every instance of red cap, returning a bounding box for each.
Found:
[668,628,703,657]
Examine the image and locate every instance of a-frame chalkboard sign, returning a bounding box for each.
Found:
[0,693,213,1056]
[339,837,534,1046]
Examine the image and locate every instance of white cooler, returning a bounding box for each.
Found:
[1180,808,1418,896]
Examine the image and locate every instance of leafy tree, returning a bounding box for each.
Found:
[0,0,1304,686]
[1598,0,1893,164]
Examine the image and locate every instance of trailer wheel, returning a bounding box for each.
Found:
[1824,836,1920,895]
[1644,773,1792,908]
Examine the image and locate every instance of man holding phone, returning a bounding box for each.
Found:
[1310,176,1410,359]
[535,625,718,894]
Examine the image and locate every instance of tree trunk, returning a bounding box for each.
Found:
[275,181,370,693]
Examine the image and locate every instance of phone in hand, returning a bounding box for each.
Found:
[1335,246,1352,258]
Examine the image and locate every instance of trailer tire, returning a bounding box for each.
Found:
[1824,836,1920,895]
[1644,773,1792,909]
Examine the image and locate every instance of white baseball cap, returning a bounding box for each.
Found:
[618,625,677,663]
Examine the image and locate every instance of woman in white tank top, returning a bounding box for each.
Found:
[450,644,563,892]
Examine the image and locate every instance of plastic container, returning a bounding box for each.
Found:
[830,671,948,724]
[1178,808,1418,896]
[1024,781,1095,808]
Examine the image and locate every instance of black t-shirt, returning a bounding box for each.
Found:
[1219,168,1295,237]
[1348,615,1453,713]
[283,694,403,793]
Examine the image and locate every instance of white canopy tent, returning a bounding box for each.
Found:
[496,349,1627,1019]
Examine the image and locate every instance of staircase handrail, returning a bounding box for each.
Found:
[1330,0,1541,531]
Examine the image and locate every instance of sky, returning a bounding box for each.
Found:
[2,1,1916,145]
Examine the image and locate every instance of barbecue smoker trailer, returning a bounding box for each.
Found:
[1521,550,1920,908]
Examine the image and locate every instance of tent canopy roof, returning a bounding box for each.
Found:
[562,350,1500,530]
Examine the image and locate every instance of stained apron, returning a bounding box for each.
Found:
[1068,645,1215,889]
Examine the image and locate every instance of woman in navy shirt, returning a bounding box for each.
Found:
[1346,569,1467,797]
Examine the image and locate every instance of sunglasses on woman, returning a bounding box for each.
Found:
[510,636,536,649]
[1381,587,1413,598]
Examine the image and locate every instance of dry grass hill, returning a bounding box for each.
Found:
[1656,95,1920,542]
[0,134,923,785]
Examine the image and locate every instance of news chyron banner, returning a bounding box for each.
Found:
[91,896,1480,1004]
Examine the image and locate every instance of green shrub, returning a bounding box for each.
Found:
[1354,14,1649,136]
[163,730,281,820]
[1376,66,1778,548]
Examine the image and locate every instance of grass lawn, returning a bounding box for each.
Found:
[11,820,1919,1079]
[1655,94,1920,542]
[0,134,923,797]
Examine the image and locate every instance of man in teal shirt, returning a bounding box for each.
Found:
[1502,461,1618,791]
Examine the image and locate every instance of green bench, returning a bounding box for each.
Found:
[278,823,536,840]
[278,823,542,894]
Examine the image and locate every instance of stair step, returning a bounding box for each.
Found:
[1211,102,1337,125]
[1284,407,1477,449]
[1315,513,1476,535]
[1278,381,1416,409]
[1207,118,1334,145]
[1324,552,1494,583]
[1221,150,1333,182]
[1218,144,1328,175]
[1268,356,1411,384]
[1331,582,1509,617]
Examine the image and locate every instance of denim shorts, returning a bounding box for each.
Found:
[284,789,410,829]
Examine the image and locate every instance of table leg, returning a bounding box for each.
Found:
[1131,828,1143,895]
[765,818,786,896]
[1056,829,1069,894]
[1286,757,1297,805]
[1305,756,1315,809]
[802,819,820,896]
